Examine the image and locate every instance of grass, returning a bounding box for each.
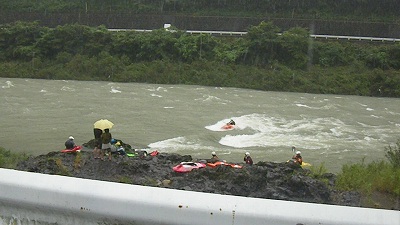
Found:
[53,158,71,176]
[74,152,82,169]
[118,176,132,184]
[335,159,400,197]
[309,162,328,178]
[0,147,29,169]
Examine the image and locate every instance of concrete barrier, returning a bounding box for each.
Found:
[0,168,398,225]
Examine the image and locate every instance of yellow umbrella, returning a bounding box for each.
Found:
[94,119,114,130]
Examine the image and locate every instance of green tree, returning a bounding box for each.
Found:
[313,42,350,67]
[244,21,281,66]
[387,45,400,70]
[35,24,109,58]
[111,31,143,61]
[276,27,309,69]
[0,21,46,61]
[213,38,247,64]
[135,28,180,61]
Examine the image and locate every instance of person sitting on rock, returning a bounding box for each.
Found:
[209,151,220,163]
[292,150,303,165]
[115,141,126,156]
[243,152,253,165]
[65,136,76,150]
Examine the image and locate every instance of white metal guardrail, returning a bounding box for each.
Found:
[0,168,399,225]
[311,34,400,42]
[108,28,400,42]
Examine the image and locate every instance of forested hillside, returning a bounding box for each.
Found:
[1,1,400,97]
[1,21,400,97]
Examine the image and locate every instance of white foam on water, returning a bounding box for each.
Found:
[150,93,163,97]
[149,136,215,151]
[61,86,75,92]
[1,80,14,88]
[295,103,313,109]
[147,86,168,92]
[156,86,168,92]
[195,94,231,104]
[110,87,121,93]
[202,113,382,153]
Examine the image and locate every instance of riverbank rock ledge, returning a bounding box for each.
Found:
[16,146,361,208]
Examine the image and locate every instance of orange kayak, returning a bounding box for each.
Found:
[221,124,235,130]
[207,161,243,169]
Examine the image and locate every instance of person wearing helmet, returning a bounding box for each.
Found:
[243,152,253,165]
[209,151,219,163]
[292,150,303,165]
[64,136,76,150]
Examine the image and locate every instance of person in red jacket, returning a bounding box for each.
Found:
[244,152,253,165]
[292,150,303,165]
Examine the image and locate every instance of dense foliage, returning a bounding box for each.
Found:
[1,21,400,97]
[1,0,399,22]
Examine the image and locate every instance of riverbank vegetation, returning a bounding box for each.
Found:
[335,140,400,203]
[0,147,29,169]
[1,0,399,22]
[1,21,400,97]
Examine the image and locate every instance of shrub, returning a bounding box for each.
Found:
[335,159,400,196]
[385,139,400,168]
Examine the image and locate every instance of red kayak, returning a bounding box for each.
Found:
[173,162,206,173]
[61,145,82,153]
[221,124,235,130]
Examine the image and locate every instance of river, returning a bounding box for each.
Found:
[1,78,400,173]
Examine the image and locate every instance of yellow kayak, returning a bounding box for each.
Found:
[287,160,311,168]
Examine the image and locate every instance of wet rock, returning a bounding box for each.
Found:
[16,149,365,208]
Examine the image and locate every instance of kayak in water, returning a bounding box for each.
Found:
[173,162,206,173]
[61,145,82,153]
[221,124,235,130]
[222,119,236,130]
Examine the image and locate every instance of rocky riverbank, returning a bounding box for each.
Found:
[16,145,368,209]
